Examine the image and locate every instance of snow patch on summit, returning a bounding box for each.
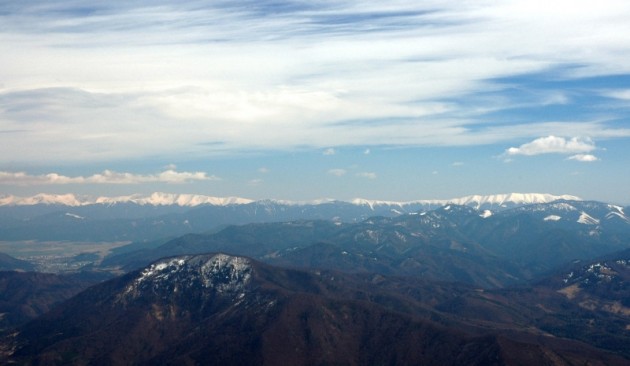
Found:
[121,254,253,299]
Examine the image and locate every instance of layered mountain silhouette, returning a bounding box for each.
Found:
[2,196,629,364]
[0,193,608,242]
[0,252,34,272]
[100,200,630,288]
[2,253,628,365]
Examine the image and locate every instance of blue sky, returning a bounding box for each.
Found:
[1,1,630,203]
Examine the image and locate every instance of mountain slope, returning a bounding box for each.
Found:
[3,253,627,365]
[101,201,630,288]
[0,271,110,330]
[0,253,34,272]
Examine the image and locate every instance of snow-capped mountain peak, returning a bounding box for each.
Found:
[0,193,91,206]
[0,192,583,208]
[0,192,254,207]
[350,193,582,210]
[442,193,581,209]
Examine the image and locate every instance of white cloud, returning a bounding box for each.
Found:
[356,172,377,179]
[327,169,346,177]
[506,136,596,156]
[258,167,269,174]
[323,148,336,156]
[363,149,371,155]
[601,89,630,100]
[567,154,599,162]
[248,178,263,186]
[1,2,630,165]
[0,170,217,185]
[452,162,464,167]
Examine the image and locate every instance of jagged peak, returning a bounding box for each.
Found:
[120,254,253,300]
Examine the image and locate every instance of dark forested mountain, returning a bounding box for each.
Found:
[0,253,35,272]
[101,201,630,288]
[434,247,630,358]
[2,196,629,364]
[0,271,111,331]
[2,253,627,365]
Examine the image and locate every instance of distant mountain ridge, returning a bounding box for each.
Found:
[100,199,630,288]
[0,192,581,208]
[4,193,624,244]
[0,192,254,207]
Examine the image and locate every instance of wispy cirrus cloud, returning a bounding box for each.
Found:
[600,89,630,101]
[0,170,218,185]
[2,1,630,166]
[356,172,377,179]
[327,168,346,177]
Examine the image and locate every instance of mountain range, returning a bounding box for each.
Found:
[0,192,610,242]
[2,252,628,365]
[1,193,630,364]
[0,192,583,208]
[98,199,630,288]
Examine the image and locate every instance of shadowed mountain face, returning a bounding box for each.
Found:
[101,201,630,288]
[0,253,35,272]
[0,271,111,331]
[2,254,628,365]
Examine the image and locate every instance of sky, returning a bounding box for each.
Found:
[1,1,630,203]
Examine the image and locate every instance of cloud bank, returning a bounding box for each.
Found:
[0,170,217,185]
[506,136,596,156]
[1,1,630,165]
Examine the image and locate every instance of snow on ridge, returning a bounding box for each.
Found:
[544,215,562,221]
[605,211,630,223]
[350,193,582,210]
[444,193,582,209]
[480,210,493,218]
[65,212,85,220]
[350,198,406,210]
[266,198,339,206]
[123,254,253,299]
[578,212,600,225]
[1,193,91,206]
[101,192,255,206]
[1,192,254,207]
[0,192,583,208]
